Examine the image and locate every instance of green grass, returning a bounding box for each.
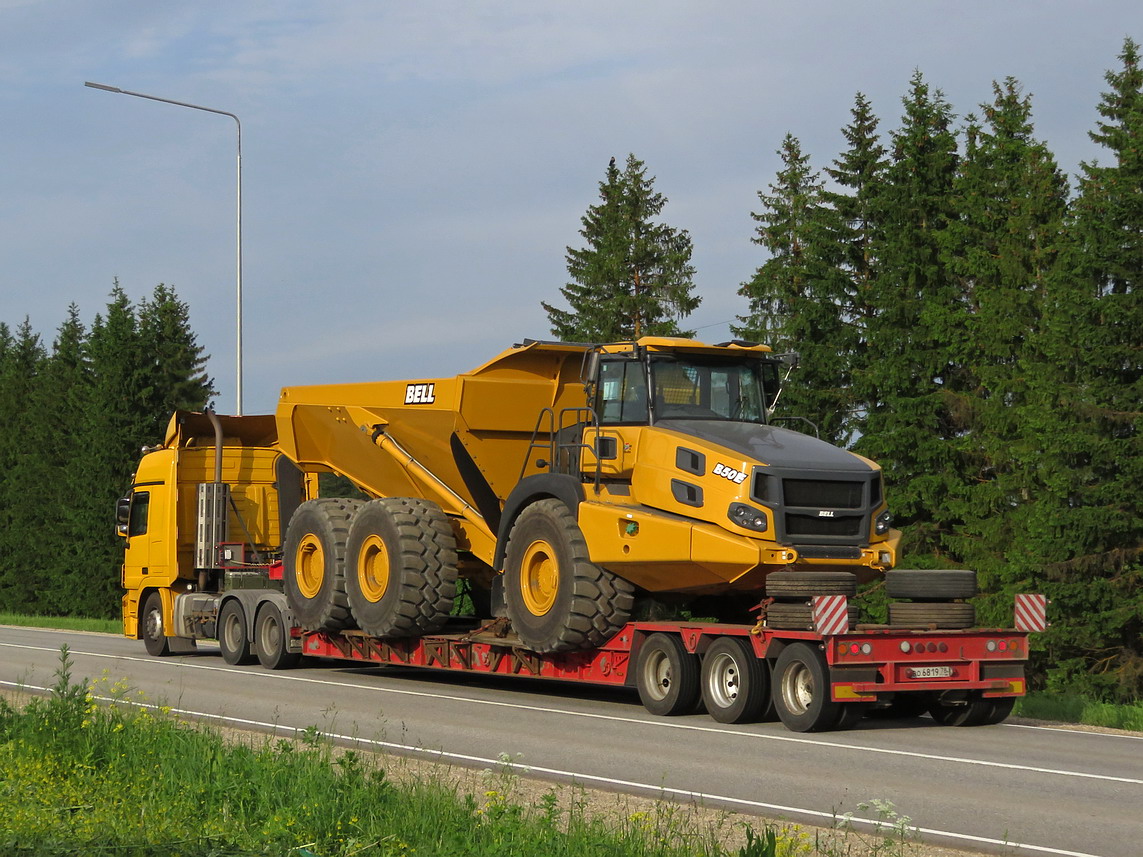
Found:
[0,613,120,635]
[1014,692,1143,731]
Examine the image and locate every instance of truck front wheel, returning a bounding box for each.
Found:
[345,498,458,638]
[503,499,633,653]
[141,591,171,657]
[284,499,362,632]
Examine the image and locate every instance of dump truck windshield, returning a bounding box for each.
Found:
[649,355,776,423]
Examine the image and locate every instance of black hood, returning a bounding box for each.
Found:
[656,420,873,474]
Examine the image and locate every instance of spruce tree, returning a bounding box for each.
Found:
[853,73,962,554]
[735,134,854,444]
[544,154,699,341]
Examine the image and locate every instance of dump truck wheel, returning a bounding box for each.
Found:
[888,601,975,629]
[637,633,700,716]
[886,569,977,600]
[219,600,254,665]
[701,636,770,724]
[284,499,362,632]
[345,498,458,637]
[141,591,171,657]
[255,602,300,670]
[773,642,841,732]
[929,693,1014,726]
[765,571,857,599]
[503,499,634,653]
[766,601,859,631]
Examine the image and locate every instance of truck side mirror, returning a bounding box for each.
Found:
[582,350,600,388]
[115,495,131,537]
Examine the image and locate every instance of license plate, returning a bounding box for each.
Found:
[908,666,953,679]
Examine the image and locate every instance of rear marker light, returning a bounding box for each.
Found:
[900,641,911,653]
[938,642,948,653]
[861,643,872,655]
[987,640,997,652]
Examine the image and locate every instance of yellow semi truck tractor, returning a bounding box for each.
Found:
[120,337,1039,732]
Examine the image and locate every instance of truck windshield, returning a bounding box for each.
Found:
[650,355,777,423]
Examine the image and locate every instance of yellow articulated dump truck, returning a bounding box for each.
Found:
[119,337,1042,732]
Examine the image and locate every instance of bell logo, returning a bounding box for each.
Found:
[404,383,436,405]
[818,510,835,517]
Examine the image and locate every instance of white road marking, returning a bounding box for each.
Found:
[2,639,1141,787]
[2,676,1109,857]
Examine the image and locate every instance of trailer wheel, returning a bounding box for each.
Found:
[929,693,1014,727]
[141,591,171,657]
[886,569,977,601]
[284,499,362,632]
[503,499,633,653]
[766,601,860,631]
[773,642,840,732]
[637,633,700,716]
[345,498,458,637]
[888,601,975,629]
[701,636,770,724]
[218,600,254,665]
[765,571,857,599]
[255,603,301,670]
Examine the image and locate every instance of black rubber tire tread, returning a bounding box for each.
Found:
[765,571,857,598]
[636,633,701,716]
[503,499,634,653]
[701,636,769,724]
[929,693,1014,727]
[766,602,860,631]
[218,599,254,665]
[772,642,840,732]
[886,569,977,600]
[255,602,301,670]
[833,702,870,730]
[866,693,931,720]
[345,498,459,638]
[889,601,976,630]
[141,591,171,657]
[283,498,363,632]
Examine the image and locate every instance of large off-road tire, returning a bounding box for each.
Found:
[888,601,976,630]
[345,498,458,638]
[886,569,977,601]
[929,693,1015,727]
[636,633,701,716]
[765,571,857,599]
[283,498,363,632]
[218,599,254,665]
[773,642,841,732]
[255,602,301,671]
[141,590,171,657]
[766,601,860,631]
[701,636,771,724]
[503,499,634,653]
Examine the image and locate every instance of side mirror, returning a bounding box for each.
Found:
[115,495,131,537]
[582,350,600,387]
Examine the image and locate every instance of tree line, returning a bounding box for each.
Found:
[0,283,212,620]
[545,39,1140,701]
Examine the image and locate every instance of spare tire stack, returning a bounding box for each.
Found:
[764,571,859,631]
[885,569,978,629]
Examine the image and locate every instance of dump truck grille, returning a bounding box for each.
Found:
[752,468,879,547]
[782,478,864,509]
[785,513,864,538]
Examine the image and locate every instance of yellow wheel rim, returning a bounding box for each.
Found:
[295,533,325,599]
[520,539,559,616]
[357,533,390,602]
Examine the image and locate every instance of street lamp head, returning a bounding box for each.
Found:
[85,81,123,93]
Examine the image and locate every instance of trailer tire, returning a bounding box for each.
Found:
[141,591,171,657]
[765,571,857,598]
[219,600,254,665]
[503,499,633,653]
[886,569,977,600]
[284,498,363,632]
[701,636,770,724]
[773,642,840,732]
[929,693,1014,727]
[637,633,700,716]
[765,601,860,631]
[255,602,301,670]
[345,498,458,638]
[888,601,975,629]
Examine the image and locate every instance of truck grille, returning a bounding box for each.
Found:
[783,479,864,509]
[785,513,864,538]
[752,468,880,547]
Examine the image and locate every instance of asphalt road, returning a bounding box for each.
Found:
[2,625,1139,857]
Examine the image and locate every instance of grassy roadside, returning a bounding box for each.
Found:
[5,612,1142,731]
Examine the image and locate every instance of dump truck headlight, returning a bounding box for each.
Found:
[875,510,893,535]
[728,503,768,532]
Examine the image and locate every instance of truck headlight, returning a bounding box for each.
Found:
[728,503,768,533]
[875,509,893,535]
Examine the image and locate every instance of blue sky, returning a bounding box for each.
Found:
[1,2,1138,414]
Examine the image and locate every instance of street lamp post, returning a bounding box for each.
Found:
[85,81,244,416]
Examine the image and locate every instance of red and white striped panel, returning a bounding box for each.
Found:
[1014,593,1048,632]
[812,595,849,636]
